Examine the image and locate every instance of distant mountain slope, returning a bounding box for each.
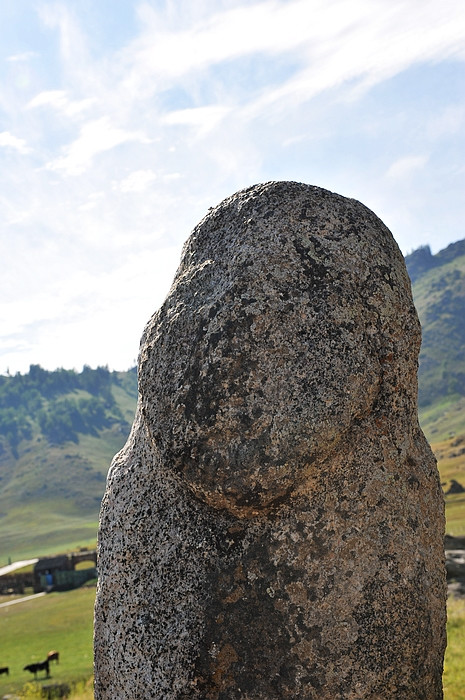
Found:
[0,366,137,560]
[406,240,465,534]
[405,239,465,410]
[405,240,465,284]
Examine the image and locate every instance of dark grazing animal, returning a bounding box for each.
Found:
[47,650,60,664]
[24,659,50,679]
[0,666,8,675]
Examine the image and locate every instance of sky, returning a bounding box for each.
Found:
[0,0,464,375]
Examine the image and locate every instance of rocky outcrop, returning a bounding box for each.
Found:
[94,182,446,699]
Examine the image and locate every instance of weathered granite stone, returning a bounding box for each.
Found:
[94,182,446,699]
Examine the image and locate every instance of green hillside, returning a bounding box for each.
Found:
[0,366,137,562]
[406,240,465,534]
[405,239,465,442]
[406,240,465,412]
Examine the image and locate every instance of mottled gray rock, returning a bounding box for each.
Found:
[94,182,446,699]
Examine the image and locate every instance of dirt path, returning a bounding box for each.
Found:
[0,592,46,608]
[0,558,38,576]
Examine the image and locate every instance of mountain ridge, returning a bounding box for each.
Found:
[405,239,465,284]
[405,238,465,409]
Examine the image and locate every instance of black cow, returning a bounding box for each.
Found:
[0,667,8,676]
[24,659,50,679]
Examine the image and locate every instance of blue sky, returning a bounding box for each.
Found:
[0,0,464,374]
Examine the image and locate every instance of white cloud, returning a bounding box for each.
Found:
[386,155,429,180]
[46,117,151,175]
[240,0,465,117]
[0,293,70,338]
[117,170,158,193]
[122,0,465,109]
[163,105,230,136]
[38,3,89,69]
[132,1,308,76]
[0,243,183,374]
[6,51,38,63]
[0,131,30,154]
[28,90,95,117]
[77,191,105,211]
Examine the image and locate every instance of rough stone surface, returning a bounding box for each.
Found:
[94,182,446,699]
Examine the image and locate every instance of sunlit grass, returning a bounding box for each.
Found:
[0,586,95,698]
[444,596,465,700]
[426,430,465,534]
[0,507,97,563]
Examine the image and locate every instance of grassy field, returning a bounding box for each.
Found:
[0,585,95,698]
[1,507,98,564]
[431,434,465,535]
[444,596,465,700]
[421,394,465,535]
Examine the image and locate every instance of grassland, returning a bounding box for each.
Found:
[0,585,95,698]
[1,507,98,563]
[443,596,465,700]
[420,396,465,535]
[431,434,465,535]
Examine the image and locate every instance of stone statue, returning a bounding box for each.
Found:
[94,182,446,699]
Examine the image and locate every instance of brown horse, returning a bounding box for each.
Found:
[47,650,59,664]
